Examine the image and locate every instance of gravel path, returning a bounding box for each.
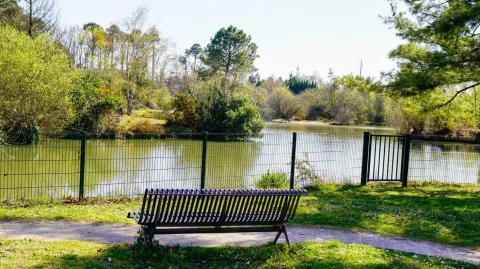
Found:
[0,221,478,264]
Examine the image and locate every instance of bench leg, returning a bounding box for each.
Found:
[141,226,154,246]
[273,225,290,246]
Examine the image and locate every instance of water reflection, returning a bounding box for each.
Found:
[1,123,479,199]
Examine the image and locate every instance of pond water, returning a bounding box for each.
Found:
[0,123,478,199]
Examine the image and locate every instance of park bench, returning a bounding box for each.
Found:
[128,188,307,246]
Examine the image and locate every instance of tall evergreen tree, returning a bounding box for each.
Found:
[385,0,480,106]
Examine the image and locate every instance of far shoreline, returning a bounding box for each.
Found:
[266,120,397,132]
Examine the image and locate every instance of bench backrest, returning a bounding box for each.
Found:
[136,189,307,227]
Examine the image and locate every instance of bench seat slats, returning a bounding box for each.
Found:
[128,189,307,227]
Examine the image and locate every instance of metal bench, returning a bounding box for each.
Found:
[128,188,307,246]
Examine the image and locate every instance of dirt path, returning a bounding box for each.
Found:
[0,221,478,265]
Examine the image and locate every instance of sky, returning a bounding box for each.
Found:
[56,0,402,80]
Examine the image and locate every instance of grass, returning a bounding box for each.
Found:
[293,182,480,248]
[0,182,478,248]
[131,109,166,119]
[119,109,167,135]
[0,239,477,269]
[0,197,139,224]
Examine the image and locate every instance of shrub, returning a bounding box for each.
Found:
[0,26,77,143]
[203,91,264,136]
[268,87,306,120]
[66,70,122,135]
[170,93,201,131]
[123,119,165,134]
[170,90,264,136]
[255,172,289,189]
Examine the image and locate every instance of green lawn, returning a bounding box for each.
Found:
[293,182,480,248]
[0,197,139,224]
[0,239,476,269]
[1,182,478,248]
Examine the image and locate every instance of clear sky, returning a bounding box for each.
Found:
[56,0,401,79]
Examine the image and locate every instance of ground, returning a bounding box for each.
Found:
[1,239,476,269]
[293,182,480,248]
[1,182,479,267]
[2,182,478,248]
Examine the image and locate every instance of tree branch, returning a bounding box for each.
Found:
[437,82,480,108]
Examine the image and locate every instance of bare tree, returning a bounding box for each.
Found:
[21,0,58,36]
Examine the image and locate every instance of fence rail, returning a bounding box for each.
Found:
[0,131,479,200]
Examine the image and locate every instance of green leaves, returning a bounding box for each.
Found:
[385,0,480,103]
[203,26,258,82]
[0,26,76,140]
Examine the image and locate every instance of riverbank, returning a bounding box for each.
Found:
[269,119,397,132]
[2,182,478,248]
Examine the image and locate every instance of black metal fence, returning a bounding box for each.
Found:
[0,131,479,200]
[360,133,411,187]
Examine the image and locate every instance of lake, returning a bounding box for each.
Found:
[0,122,479,199]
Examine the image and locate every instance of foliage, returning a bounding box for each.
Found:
[0,0,24,30]
[202,91,264,135]
[295,159,323,185]
[386,89,477,135]
[170,93,201,131]
[260,74,389,125]
[58,10,174,116]
[1,239,475,269]
[202,25,258,82]
[267,87,306,120]
[66,70,121,135]
[171,80,264,136]
[0,26,76,143]
[384,0,480,106]
[149,87,172,110]
[285,75,317,94]
[185,43,203,74]
[254,172,289,189]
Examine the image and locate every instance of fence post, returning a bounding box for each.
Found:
[290,132,297,189]
[401,134,411,187]
[200,132,208,189]
[360,132,370,186]
[79,135,86,200]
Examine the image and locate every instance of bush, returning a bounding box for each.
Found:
[66,70,122,135]
[203,91,264,135]
[122,118,165,135]
[0,26,77,143]
[170,90,264,136]
[170,93,201,131]
[255,172,289,189]
[268,87,306,120]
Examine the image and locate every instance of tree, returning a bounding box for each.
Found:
[66,70,121,134]
[145,26,161,80]
[20,0,58,36]
[83,22,107,68]
[285,75,317,94]
[0,26,76,143]
[185,43,203,74]
[202,25,258,83]
[0,0,24,30]
[384,0,480,106]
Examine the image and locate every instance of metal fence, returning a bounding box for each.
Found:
[0,131,479,200]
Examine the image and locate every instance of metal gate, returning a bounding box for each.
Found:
[360,132,411,187]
